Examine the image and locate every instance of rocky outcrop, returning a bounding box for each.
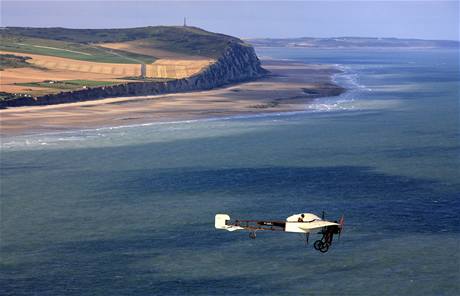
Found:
[1,42,268,107]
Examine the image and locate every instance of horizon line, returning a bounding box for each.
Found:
[2,25,459,43]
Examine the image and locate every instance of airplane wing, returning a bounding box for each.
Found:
[297,220,339,231]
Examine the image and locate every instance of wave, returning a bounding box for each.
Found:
[332,64,372,91]
[305,64,372,113]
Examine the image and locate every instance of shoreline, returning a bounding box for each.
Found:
[0,60,345,137]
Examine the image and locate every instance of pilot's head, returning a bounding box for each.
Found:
[301,214,305,218]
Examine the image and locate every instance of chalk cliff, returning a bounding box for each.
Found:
[1,42,267,107]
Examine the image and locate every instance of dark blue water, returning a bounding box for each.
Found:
[1,48,459,295]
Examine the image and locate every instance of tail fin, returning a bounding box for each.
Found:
[215,214,230,229]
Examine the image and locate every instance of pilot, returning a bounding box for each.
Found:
[298,214,305,222]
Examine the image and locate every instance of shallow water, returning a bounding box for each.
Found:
[1,48,459,295]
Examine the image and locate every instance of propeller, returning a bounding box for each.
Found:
[338,215,345,240]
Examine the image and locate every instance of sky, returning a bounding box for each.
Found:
[1,1,459,40]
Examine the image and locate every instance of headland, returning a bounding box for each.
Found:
[0,26,344,136]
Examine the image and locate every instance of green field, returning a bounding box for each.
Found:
[0,91,27,101]
[15,80,123,90]
[0,80,125,101]
[0,53,37,70]
[0,35,155,64]
[2,26,244,59]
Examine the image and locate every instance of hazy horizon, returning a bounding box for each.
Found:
[1,25,459,42]
[1,1,459,41]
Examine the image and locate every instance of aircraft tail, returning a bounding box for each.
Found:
[215,214,230,229]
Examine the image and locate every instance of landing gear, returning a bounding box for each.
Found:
[249,231,257,239]
[314,240,330,253]
[313,226,338,253]
[313,240,322,250]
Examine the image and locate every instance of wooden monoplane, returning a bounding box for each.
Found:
[215,212,344,253]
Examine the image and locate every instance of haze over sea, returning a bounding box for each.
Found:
[1,48,459,295]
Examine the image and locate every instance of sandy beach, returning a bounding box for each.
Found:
[0,61,344,136]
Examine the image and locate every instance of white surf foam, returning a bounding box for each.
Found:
[304,64,373,113]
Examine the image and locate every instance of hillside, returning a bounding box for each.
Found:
[0,26,266,106]
[2,26,241,59]
[247,37,460,49]
[0,26,265,104]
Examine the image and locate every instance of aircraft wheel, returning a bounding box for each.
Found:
[314,240,322,250]
[319,242,330,253]
[249,232,256,239]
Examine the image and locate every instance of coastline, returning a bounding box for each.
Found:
[0,60,345,137]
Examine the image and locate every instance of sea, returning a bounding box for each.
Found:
[1,48,459,295]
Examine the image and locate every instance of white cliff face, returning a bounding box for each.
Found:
[196,42,267,84]
[1,42,268,107]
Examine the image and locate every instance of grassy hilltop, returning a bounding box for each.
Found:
[0,26,246,100]
[1,26,240,62]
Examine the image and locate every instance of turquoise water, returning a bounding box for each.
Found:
[1,48,459,295]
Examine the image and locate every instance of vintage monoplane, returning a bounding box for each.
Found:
[215,212,344,253]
